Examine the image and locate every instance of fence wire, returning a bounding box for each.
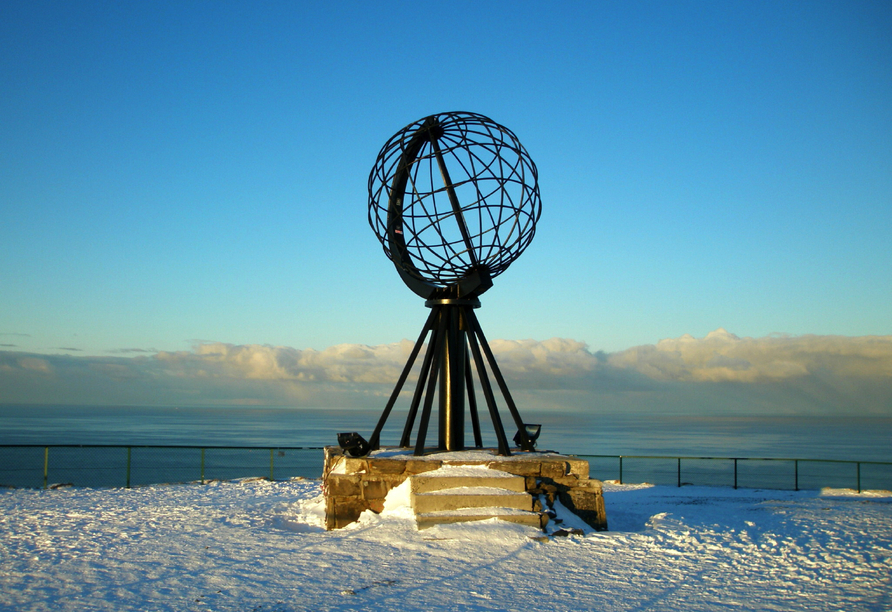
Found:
[1,446,890,492]
[0,446,324,489]
[579,454,892,492]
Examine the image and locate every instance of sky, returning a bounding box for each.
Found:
[1,1,891,413]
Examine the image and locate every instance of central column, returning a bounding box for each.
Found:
[438,306,466,450]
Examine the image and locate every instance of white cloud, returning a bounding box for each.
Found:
[16,356,53,374]
[154,341,416,384]
[609,328,892,383]
[152,338,601,388]
[1,330,890,414]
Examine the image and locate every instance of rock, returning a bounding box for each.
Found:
[528,535,550,543]
[551,528,585,537]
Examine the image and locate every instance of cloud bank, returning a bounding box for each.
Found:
[610,328,892,382]
[1,329,890,415]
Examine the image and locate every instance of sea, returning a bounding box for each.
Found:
[2,405,891,490]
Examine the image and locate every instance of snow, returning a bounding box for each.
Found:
[1,479,891,611]
[368,448,562,462]
[418,506,536,517]
[413,464,518,478]
[420,486,525,496]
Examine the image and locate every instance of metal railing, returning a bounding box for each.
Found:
[578,454,892,493]
[0,445,324,489]
[1,446,890,492]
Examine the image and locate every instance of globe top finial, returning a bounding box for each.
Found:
[368,111,541,300]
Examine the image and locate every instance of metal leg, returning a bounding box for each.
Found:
[438,307,466,451]
[400,308,442,447]
[413,308,449,455]
[466,325,511,456]
[465,346,483,447]
[370,308,438,449]
[370,303,529,458]
[465,309,533,451]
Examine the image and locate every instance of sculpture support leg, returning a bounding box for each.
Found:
[466,309,534,451]
[368,302,528,457]
[400,309,440,447]
[370,308,437,450]
[413,307,449,455]
[466,327,512,456]
[465,348,483,447]
[438,307,466,451]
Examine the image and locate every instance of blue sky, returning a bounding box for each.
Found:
[1,1,891,413]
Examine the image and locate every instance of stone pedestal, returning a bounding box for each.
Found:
[322,447,608,531]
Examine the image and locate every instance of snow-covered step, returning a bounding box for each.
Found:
[409,464,527,494]
[412,485,534,514]
[415,507,547,530]
[407,464,545,530]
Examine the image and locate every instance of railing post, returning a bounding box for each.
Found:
[200,448,205,485]
[857,462,861,493]
[619,456,623,485]
[269,448,274,481]
[677,457,681,487]
[43,446,49,490]
[126,447,132,489]
[794,459,799,491]
[733,458,738,489]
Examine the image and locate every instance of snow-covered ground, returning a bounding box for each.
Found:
[1,478,890,612]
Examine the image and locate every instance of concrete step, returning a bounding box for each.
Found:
[412,486,534,514]
[409,465,526,494]
[416,507,547,530]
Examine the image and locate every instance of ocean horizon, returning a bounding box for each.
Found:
[2,404,891,462]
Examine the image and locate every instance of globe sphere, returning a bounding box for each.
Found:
[368,111,541,298]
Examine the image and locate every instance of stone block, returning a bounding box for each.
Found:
[558,487,608,531]
[416,511,546,530]
[538,512,550,530]
[563,487,599,511]
[574,478,604,490]
[411,472,526,494]
[361,478,391,500]
[324,494,337,528]
[323,445,342,464]
[323,455,344,478]
[538,482,559,505]
[367,459,405,474]
[381,473,410,488]
[550,476,581,489]
[323,446,345,475]
[325,474,362,497]
[539,461,566,479]
[405,460,442,474]
[489,461,540,477]
[344,458,369,473]
[539,483,559,495]
[326,497,367,530]
[565,459,590,479]
[412,489,533,513]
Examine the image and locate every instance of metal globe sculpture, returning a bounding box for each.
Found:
[368,111,541,299]
[364,112,542,456]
